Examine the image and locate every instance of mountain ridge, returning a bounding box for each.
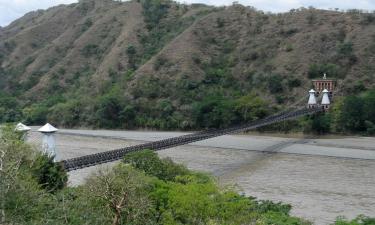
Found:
[0,0,375,130]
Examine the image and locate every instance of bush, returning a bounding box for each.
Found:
[333,215,375,225]
[361,13,375,25]
[268,75,283,93]
[81,44,101,58]
[153,55,168,70]
[287,77,302,88]
[216,17,225,27]
[337,42,354,56]
[31,154,68,193]
[123,150,189,181]
[81,18,93,32]
[126,44,137,56]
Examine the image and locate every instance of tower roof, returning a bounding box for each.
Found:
[38,123,58,133]
[309,89,316,93]
[15,123,31,132]
[322,89,329,93]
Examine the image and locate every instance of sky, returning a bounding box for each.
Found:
[1,0,375,27]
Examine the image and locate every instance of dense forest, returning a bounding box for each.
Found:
[1,125,374,224]
[0,0,375,134]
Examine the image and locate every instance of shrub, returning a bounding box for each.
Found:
[154,55,168,70]
[81,18,93,32]
[361,13,375,25]
[81,44,101,58]
[255,200,292,215]
[288,77,301,88]
[337,41,354,56]
[268,75,283,93]
[31,154,68,193]
[216,17,225,27]
[123,150,189,181]
[126,44,137,56]
[333,215,375,225]
[285,44,294,52]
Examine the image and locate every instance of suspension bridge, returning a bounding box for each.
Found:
[19,75,333,171]
[61,107,323,171]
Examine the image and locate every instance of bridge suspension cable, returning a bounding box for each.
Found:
[61,107,323,171]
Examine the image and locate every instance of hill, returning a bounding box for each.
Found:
[1,0,375,131]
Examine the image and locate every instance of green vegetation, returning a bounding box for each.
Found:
[81,44,102,58]
[333,216,375,225]
[332,89,375,134]
[308,63,340,79]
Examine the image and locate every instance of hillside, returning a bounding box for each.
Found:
[1,0,375,131]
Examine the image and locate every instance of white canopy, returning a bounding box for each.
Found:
[38,123,58,133]
[15,123,31,132]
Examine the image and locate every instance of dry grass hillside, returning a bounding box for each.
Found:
[0,0,375,130]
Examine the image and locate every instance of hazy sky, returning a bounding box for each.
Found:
[1,0,375,27]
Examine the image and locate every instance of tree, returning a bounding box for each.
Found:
[234,93,269,122]
[192,95,238,128]
[339,96,365,132]
[0,125,43,223]
[84,164,154,225]
[22,104,48,125]
[311,114,331,134]
[95,91,124,128]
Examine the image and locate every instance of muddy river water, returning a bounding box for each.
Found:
[28,129,375,225]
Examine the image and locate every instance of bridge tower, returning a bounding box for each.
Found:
[307,89,317,108]
[321,89,331,110]
[38,123,59,162]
